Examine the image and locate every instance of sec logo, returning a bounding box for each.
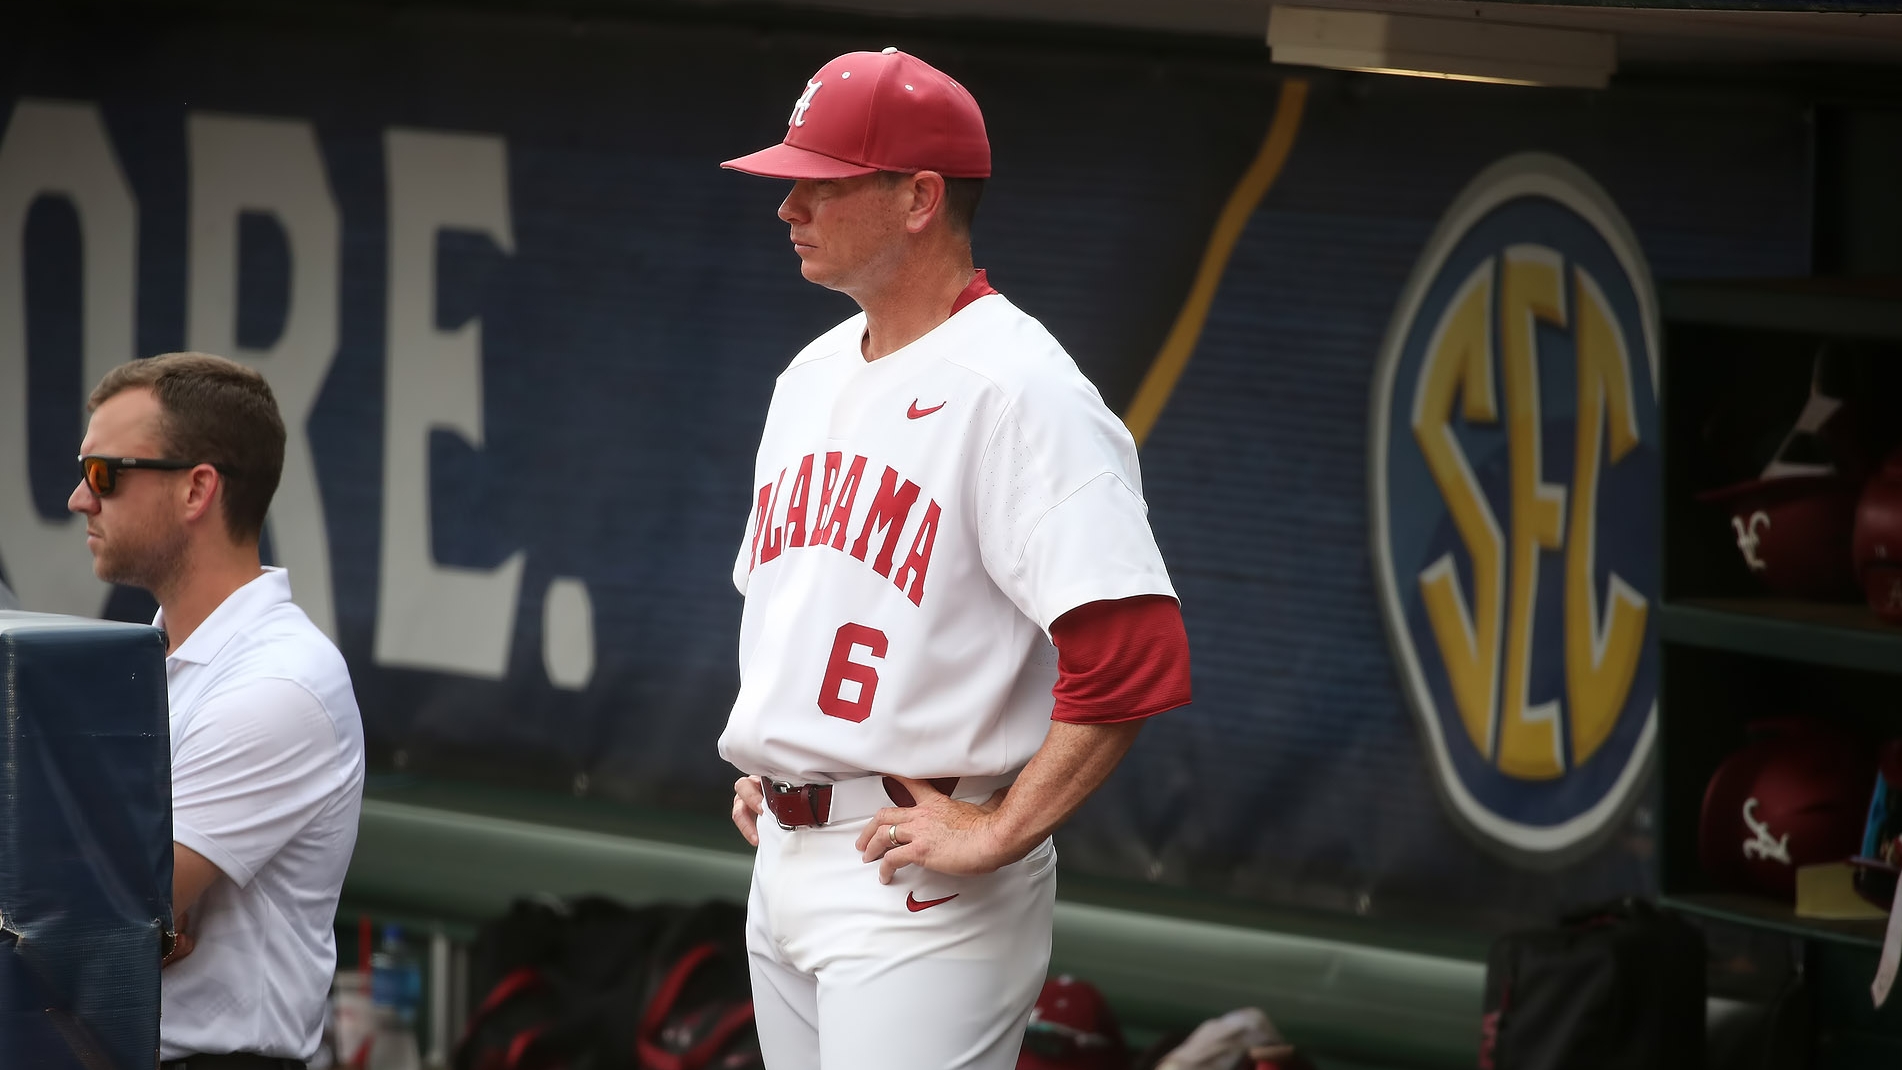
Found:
[1370,153,1660,864]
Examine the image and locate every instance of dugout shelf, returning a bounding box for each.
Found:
[1660,277,1902,341]
[1661,891,1887,950]
[1660,598,1902,677]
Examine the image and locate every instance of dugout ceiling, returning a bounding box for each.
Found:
[47,0,1902,63]
[689,0,1902,65]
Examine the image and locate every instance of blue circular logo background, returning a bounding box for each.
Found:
[1371,154,1660,862]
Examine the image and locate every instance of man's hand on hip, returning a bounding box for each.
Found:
[856,776,1011,883]
[857,720,1146,883]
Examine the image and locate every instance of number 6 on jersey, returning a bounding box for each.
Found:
[819,623,888,722]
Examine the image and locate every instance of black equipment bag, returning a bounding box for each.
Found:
[633,941,760,1070]
[453,897,758,1070]
[1479,898,1706,1070]
[634,899,760,1070]
[455,895,676,1070]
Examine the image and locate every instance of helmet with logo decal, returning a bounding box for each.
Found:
[1697,346,1868,600]
[1018,975,1126,1070]
[1699,718,1874,901]
[1853,446,1902,624]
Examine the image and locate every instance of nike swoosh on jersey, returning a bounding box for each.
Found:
[907,400,947,419]
[905,892,959,912]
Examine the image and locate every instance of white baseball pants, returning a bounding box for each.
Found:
[744,795,1056,1070]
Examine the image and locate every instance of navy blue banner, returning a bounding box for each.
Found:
[0,6,1811,929]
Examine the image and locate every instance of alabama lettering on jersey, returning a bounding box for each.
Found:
[719,292,1176,784]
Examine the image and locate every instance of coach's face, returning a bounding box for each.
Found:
[67,388,189,591]
[778,174,911,293]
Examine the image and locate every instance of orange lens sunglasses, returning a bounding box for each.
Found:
[77,454,225,497]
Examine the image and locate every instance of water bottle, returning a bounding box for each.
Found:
[367,924,422,1070]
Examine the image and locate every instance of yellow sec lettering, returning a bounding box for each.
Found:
[1495,245,1568,781]
[1410,258,1505,760]
[1565,266,1648,766]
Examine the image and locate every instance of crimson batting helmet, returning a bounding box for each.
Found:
[1699,718,1875,901]
[1853,447,1902,624]
[1019,975,1127,1070]
[1698,349,1868,601]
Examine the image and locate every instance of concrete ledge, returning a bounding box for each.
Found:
[346,798,754,917]
[1050,900,1481,1067]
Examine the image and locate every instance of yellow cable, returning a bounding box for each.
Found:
[1124,78,1310,448]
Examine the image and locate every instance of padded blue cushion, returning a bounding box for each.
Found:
[0,611,169,1070]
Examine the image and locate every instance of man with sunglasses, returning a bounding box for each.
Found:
[68,352,364,1070]
[718,49,1192,1070]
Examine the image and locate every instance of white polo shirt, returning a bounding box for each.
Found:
[158,567,365,1060]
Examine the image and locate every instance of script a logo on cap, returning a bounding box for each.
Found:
[789,79,822,128]
[1731,511,1771,572]
[1741,797,1792,865]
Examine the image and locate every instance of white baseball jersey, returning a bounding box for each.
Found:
[719,290,1175,784]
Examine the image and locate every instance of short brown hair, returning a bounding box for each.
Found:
[942,177,985,234]
[879,172,986,235]
[89,353,285,543]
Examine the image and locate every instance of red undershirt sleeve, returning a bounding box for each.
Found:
[1048,594,1192,725]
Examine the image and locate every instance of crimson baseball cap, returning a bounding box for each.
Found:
[722,48,991,179]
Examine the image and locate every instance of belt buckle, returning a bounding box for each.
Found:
[768,780,799,830]
[763,778,830,830]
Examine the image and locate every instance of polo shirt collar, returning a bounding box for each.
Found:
[156,567,291,665]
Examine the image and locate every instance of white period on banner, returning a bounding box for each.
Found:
[542,577,595,691]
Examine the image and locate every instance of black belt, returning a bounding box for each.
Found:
[161,1056,304,1070]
